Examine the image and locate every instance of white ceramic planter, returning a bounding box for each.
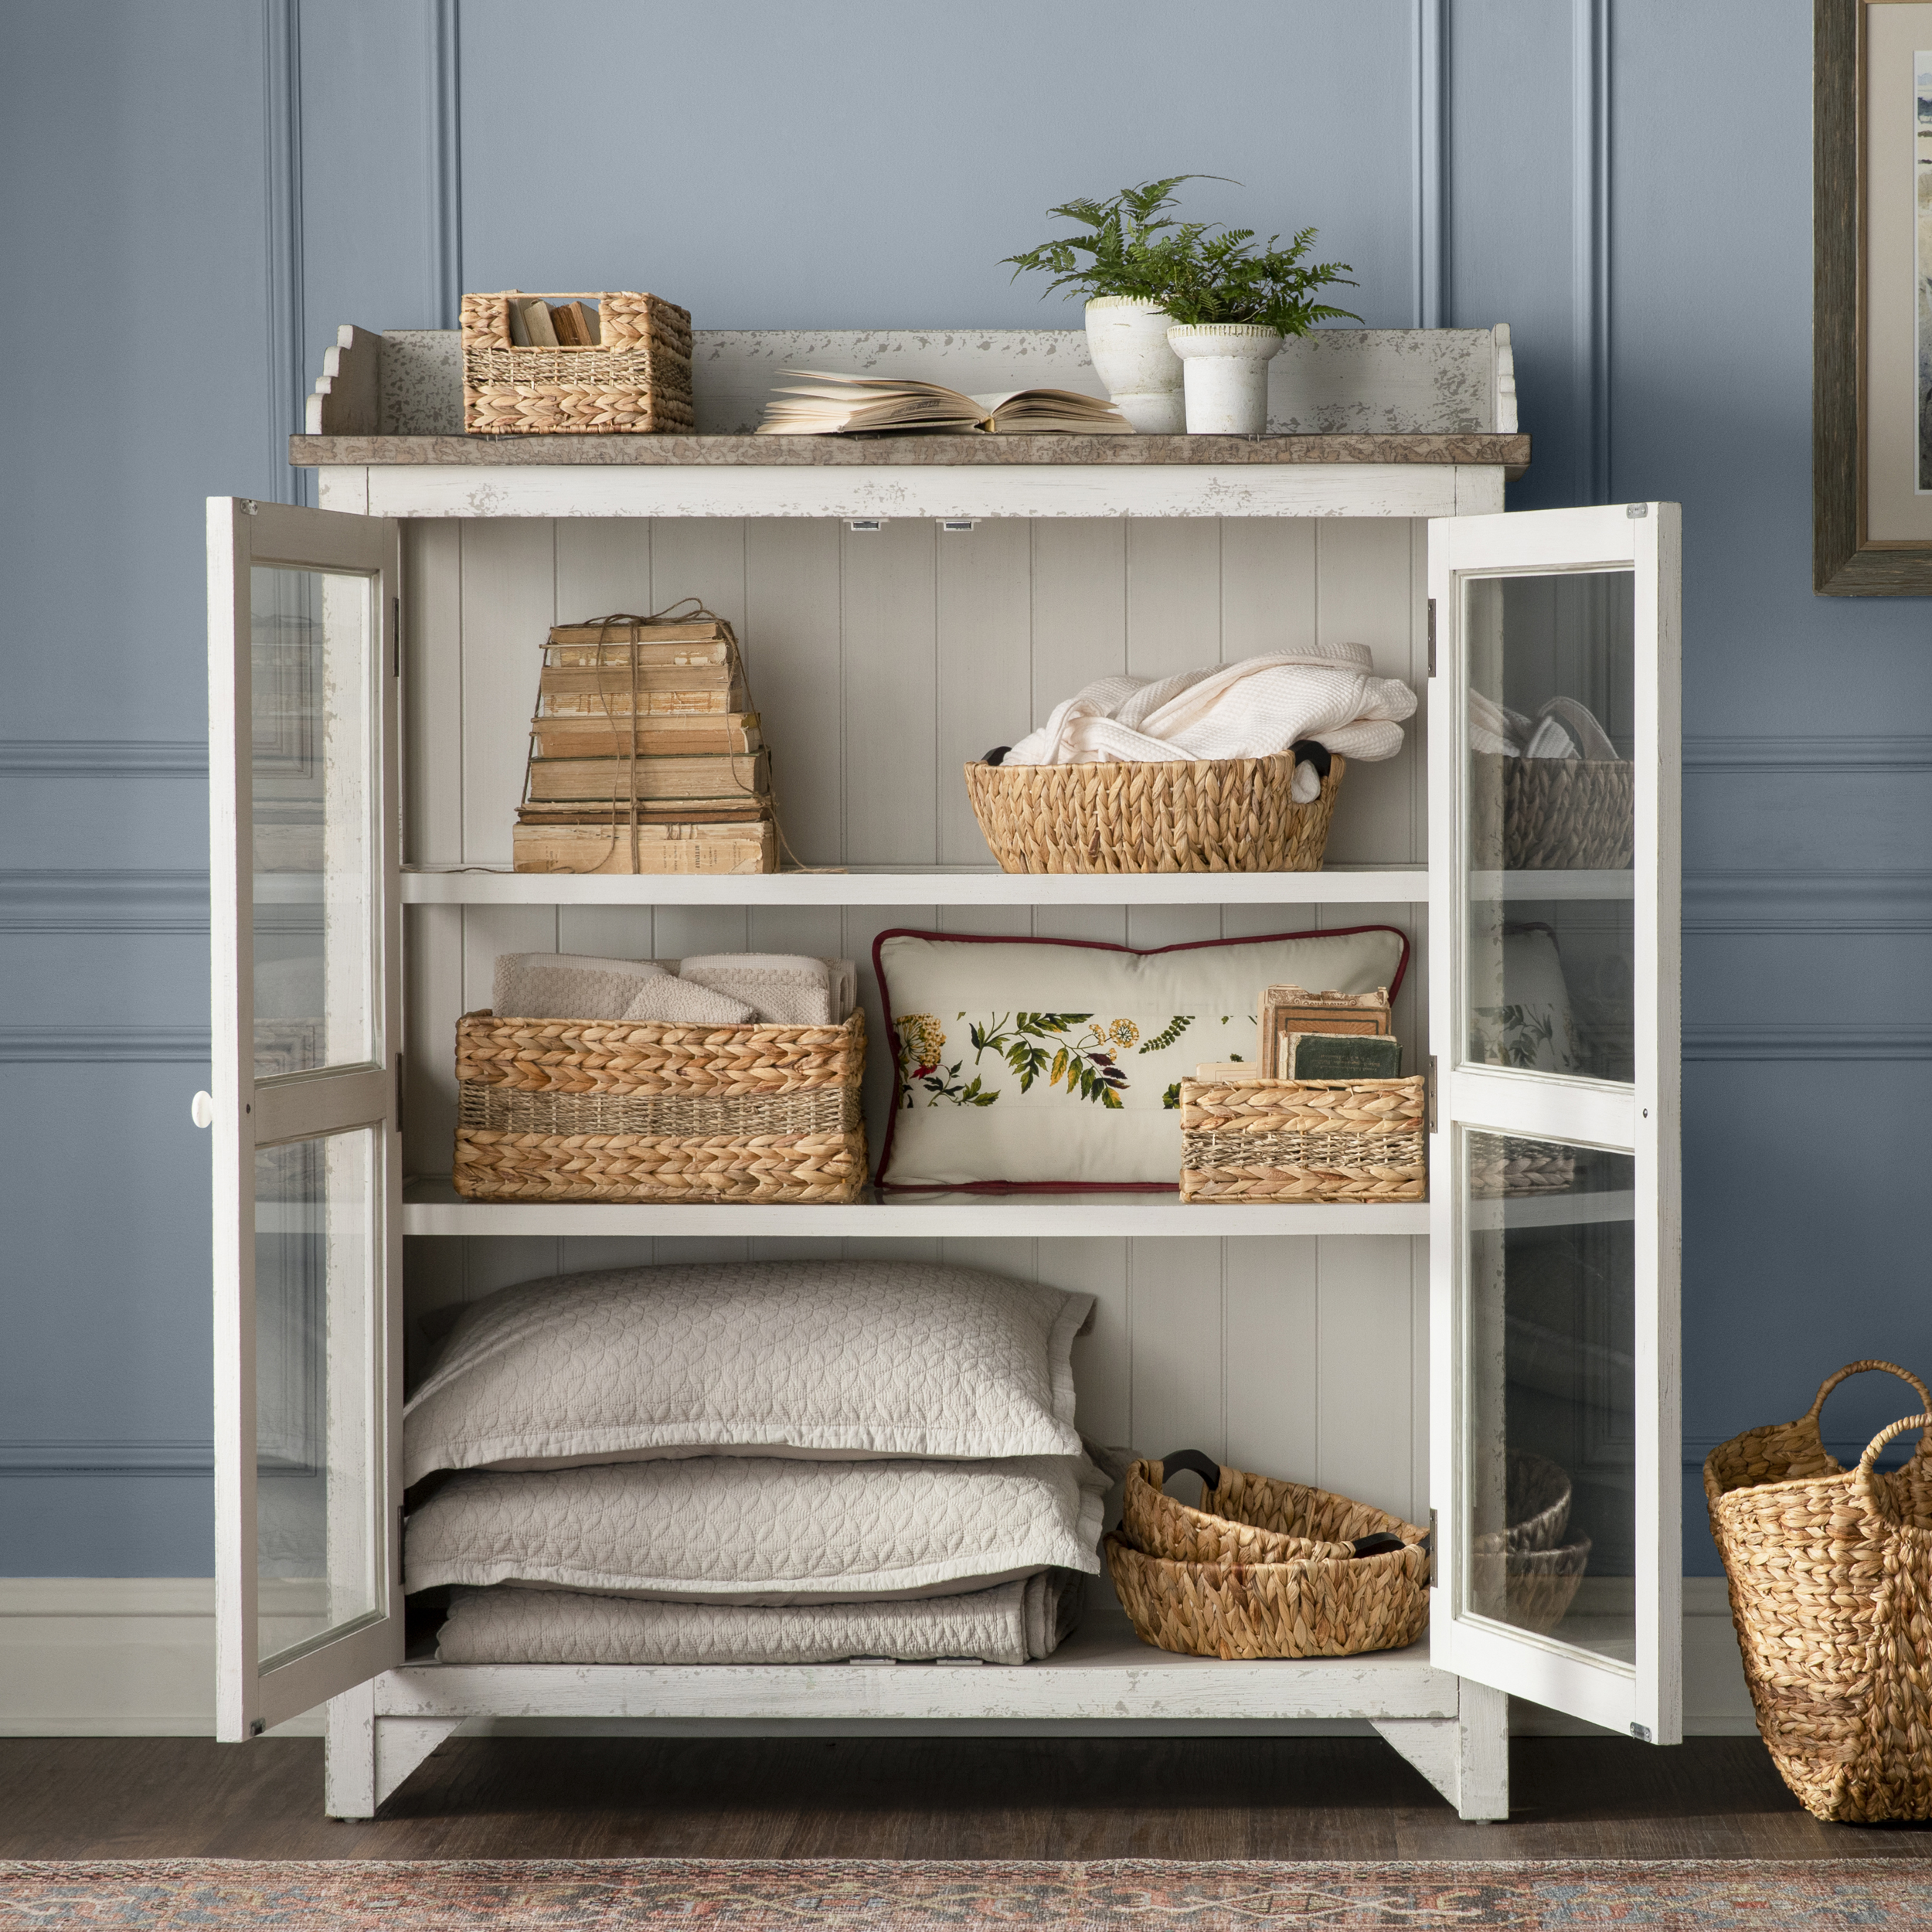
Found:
[1083,297,1185,434]
[1165,323,1284,434]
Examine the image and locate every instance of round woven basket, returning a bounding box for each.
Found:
[964,754,1342,874]
[1472,753,1634,872]
[1107,1456,1429,1660]
[1505,1451,1573,1554]
[1503,1538,1592,1635]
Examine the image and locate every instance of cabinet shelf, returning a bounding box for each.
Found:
[398,866,1430,907]
[401,1177,1430,1238]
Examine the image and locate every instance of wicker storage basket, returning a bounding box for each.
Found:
[1106,1453,1430,1659]
[1706,1360,1932,1824]
[1178,1071,1426,1203]
[1472,753,1634,872]
[460,292,695,435]
[451,1009,866,1203]
[1468,1137,1576,1197]
[964,754,1342,874]
[1466,1454,1591,1638]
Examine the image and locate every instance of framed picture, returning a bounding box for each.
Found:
[1815,0,1932,593]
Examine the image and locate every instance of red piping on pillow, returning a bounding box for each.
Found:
[870,923,1410,1195]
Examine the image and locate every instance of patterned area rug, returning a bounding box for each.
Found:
[3,1859,1931,1928]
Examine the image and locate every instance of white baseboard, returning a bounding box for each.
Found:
[0,1577,1753,1741]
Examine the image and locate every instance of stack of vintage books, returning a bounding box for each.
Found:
[513,613,777,875]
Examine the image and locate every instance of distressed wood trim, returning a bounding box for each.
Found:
[1814,0,1932,591]
[291,431,1532,471]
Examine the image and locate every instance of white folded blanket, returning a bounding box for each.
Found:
[1001,645,1417,804]
[492,954,669,1022]
[619,977,757,1026]
[678,954,859,1026]
[435,1570,1085,1666]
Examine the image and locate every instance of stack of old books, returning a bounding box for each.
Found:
[513,612,777,875]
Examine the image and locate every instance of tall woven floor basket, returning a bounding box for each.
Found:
[1705,1360,1932,1823]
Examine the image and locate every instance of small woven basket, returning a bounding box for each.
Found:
[964,754,1342,874]
[1107,1454,1430,1660]
[460,291,695,435]
[452,1009,866,1203]
[1706,1360,1932,1823]
[1473,753,1634,872]
[1178,1072,1426,1204]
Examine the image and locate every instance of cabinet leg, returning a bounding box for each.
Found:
[1371,1679,1509,1821]
[325,1679,461,1819]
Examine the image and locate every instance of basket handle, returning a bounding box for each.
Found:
[1157,1449,1223,1495]
[1858,1413,1932,1478]
[1803,1359,1932,1438]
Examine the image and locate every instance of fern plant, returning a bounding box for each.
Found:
[1001,176,1221,304]
[1003,178,1360,336]
[1160,224,1360,335]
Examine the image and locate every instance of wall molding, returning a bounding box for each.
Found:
[431,0,463,328]
[0,740,206,779]
[1683,870,1932,934]
[1572,0,1611,504]
[1413,0,1449,330]
[264,0,306,505]
[1684,1025,1932,1062]
[0,1441,213,1475]
[0,871,209,934]
[1685,735,1932,772]
[0,1026,209,1064]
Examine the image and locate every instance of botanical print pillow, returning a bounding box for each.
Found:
[874,927,1408,1190]
[1468,926,1583,1074]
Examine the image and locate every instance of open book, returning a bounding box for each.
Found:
[757,371,1132,436]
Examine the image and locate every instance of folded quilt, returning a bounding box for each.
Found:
[677,954,859,1025]
[1000,645,1417,804]
[492,954,670,1022]
[435,1570,1086,1665]
[618,976,758,1026]
[403,1453,1108,1604]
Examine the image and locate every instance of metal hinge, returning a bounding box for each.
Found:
[1426,1055,1437,1134]
[1630,1722,1653,1742]
[1426,598,1437,676]
[392,597,401,678]
[1427,1509,1437,1586]
[1626,502,1648,519]
[848,519,885,532]
[395,1050,406,1138]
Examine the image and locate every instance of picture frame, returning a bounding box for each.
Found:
[1815,0,1932,592]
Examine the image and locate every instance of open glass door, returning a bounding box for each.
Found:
[1427,502,1681,1742]
[207,498,402,1739]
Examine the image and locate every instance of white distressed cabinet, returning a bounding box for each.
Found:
[202,326,1680,1821]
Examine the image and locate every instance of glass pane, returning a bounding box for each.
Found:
[255,1130,382,1668]
[1464,1130,1635,1666]
[252,565,376,1080]
[1464,570,1634,1084]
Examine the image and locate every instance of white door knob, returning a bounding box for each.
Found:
[191,1090,215,1129]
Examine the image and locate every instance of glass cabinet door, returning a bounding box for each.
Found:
[1427,504,1681,1743]
[208,499,403,1740]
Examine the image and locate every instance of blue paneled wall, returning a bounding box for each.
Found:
[2,0,1924,1576]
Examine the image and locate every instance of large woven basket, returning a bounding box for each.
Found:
[1706,1360,1932,1823]
[1106,1453,1430,1659]
[1472,753,1634,872]
[1178,1072,1426,1203]
[964,754,1342,874]
[452,1009,866,1203]
[460,291,694,435]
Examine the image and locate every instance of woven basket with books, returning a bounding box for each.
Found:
[451,1009,866,1204]
[515,609,776,876]
[1179,1066,1426,1204]
[460,291,693,435]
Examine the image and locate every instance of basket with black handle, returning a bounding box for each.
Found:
[1104,1450,1430,1659]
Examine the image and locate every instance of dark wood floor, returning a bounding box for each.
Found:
[3,1735,1930,1861]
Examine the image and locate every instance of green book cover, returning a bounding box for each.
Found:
[1286,1032,1403,1080]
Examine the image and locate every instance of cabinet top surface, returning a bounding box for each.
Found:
[291,431,1531,471]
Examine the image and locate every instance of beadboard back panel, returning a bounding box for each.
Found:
[399,513,1432,1524]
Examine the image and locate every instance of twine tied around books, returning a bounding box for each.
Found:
[523,604,843,876]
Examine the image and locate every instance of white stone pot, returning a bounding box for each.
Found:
[1165,323,1285,434]
[1083,297,1185,434]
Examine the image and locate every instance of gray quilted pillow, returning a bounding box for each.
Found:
[403,1260,1094,1485]
[404,1454,1107,1604]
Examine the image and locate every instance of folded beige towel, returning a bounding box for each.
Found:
[493,954,669,1022]
[677,954,858,1026]
[619,976,758,1026]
